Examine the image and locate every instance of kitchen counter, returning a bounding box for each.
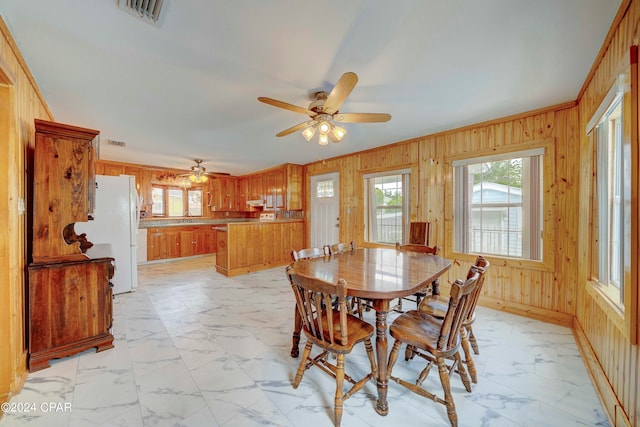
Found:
[215,221,304,276]
[139,218,302,228]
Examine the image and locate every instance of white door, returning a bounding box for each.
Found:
[310,172,340,248]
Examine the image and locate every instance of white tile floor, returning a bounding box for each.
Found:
[1,255,609,427]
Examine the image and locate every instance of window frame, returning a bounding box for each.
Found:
[151,184,204,218]
[445,139,555,271]
[581,54,640,345]
[453,148,543,261]
[363,168,411,245]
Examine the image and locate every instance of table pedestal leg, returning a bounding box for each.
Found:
[291,305,301,358]
[374,308,389,416]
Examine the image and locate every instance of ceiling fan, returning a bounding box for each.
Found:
[258,72,391,145]
[178,159,229,184]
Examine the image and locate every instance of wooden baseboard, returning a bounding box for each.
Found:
[573,320,631,427]
[477,296,574,327]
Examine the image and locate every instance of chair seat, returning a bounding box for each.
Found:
[389,310,461,358]
[305,310,375,354]
[418,295,447,318]
[420,297,477,326]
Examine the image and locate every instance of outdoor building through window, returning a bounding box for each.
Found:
[453,149,543,260]
[364,169,410,244]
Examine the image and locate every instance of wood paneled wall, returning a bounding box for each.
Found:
[575,1,640,425]
[306,104,578,327]
[0,16,54,412]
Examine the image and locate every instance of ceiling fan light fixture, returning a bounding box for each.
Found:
[301,126,316,141]
[318,121,331,135]
[189,174,208,183]
[318,133,329,145]
[331,125,346,142]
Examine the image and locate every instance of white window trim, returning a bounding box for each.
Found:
[363,168,411,244]
[453,149,544,261]
[444,138,555,271]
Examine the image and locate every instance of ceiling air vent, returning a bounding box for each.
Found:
[118,0,166,26]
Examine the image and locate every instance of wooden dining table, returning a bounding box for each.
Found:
[289,247,452,416]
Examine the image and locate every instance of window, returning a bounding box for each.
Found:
[152,187,165,215]
[316,179,334,198]
[151,185,203,217]
[453,149,543,260]
[593,90,630,306]
[364,170,410,244]
[187,189,203,216]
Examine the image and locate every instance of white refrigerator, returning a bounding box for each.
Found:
[76,175,139,294]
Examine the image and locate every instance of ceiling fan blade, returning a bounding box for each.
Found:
[322,72,358,114]
[333,113,392,123]
[276,121,313,137]
[258,97,316,116]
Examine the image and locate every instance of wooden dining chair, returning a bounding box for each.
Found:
[291,246,329,262]
[408,221,431,246]
[387,269,480,427]
[327,241,355,255]
[394,241,441,311]
[415,256,490,384]
[326,242,370,317]
[286,266,377,427]
[290,246,330,357]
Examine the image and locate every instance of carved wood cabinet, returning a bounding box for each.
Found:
[28,119,114,371]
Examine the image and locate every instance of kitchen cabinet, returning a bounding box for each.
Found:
[206,228,217,253]
[285,164,303,210]
[246,164,303,211]
[28,119,114,371]
[147,227,181,261]
[180,228,209,257]
[210,177,237,211]
[146,225,217,261]
[237,177,249,212]
[249,174,264,202]
[264,169,285,210]
[215,229,228,272]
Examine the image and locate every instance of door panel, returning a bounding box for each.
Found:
[310,172,339,248]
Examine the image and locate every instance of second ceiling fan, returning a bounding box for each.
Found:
[258,72,391,145]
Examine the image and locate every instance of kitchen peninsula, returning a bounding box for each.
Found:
[215,219,303,277]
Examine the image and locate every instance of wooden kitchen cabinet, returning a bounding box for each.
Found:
[147,227,181,260]
[210,177,237,211]
[237,177,249,212]
[180,228,209,257]
[246,164,303,211]
[248,174,264,202]
[215,229,228,271]
[264,169,286,210]
[147,225,216,260]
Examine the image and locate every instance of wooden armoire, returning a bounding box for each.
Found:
[27,119,114,372]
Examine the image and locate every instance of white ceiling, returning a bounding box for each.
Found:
[1,0,621,175]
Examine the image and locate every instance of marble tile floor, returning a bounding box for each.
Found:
[1,255,609,427]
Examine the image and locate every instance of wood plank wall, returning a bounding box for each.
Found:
[575,0,639,425]
[0,16,54,412]
[306,104,579,327]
